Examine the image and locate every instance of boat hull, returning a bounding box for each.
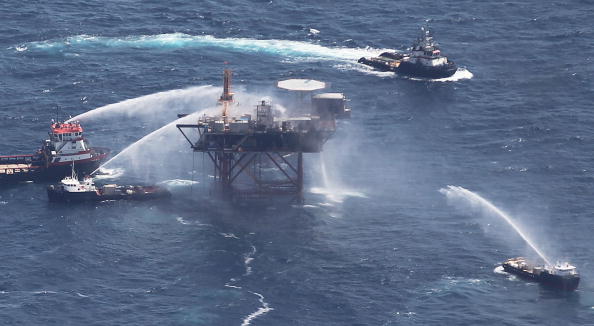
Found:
[0,147,109,184]
[47,184,171,203]
[358,57,458,79]
[397,61,458,79]
[502,263,580,291]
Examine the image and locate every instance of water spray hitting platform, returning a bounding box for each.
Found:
[177,70,351,197]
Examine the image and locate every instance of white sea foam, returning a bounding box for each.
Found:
[494,266,518,281]
[33,290,58,295]
[24,33,389,62]
[309,155,368,203]
[175,217,211,228]
[407,67,474,82]
[244,245,257,276]
[493,266,507,275]
[310,187,367,203]
[159,179,199,187]
[176,217,191,225]
[220,233,239,239]
[224,283,242,289]
[241,291,273,326]
[334,63,396,77]
[317,202,334,207]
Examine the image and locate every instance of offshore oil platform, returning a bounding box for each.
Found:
[177,70,350,197]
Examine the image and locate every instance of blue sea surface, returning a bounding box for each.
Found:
[1,0,594,325]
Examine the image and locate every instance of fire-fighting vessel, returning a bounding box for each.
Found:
[47,163,170,202]
[0,120,109,183]
[47,164,171,202]
[501,257,580,291]
[358,25,458,78]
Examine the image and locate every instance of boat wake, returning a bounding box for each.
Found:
[493,266,507,275]
[493,266,518,281]
[334,63,396,77]
[19,33,388,62]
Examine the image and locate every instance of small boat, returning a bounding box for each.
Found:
[358,25,458,79]
[47,164,170,202]
[0,120,109,183]
[501,257,580,291]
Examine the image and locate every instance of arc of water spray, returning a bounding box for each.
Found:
[91,107,219,175]
[66,85,220,122]
[440,185,553,266]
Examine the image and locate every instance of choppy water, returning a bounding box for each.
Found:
[1,0,594,325]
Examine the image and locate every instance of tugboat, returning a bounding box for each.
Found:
[358,25,458,78]
[47,164,171,202]
[501,257,580,291]
[0,120,109,183]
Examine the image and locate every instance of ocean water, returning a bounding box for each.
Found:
[1,0,594,325]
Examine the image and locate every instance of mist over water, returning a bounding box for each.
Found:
[310,154,367,204]
[95,108,216,175]
[92,89,285,182]
[440,185,553,266]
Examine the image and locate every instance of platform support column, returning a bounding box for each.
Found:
[297,152,303,193]
[217,152,232,188]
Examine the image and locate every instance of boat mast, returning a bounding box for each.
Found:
[70,161,77,180]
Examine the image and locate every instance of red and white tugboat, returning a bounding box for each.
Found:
[0,120,109,183]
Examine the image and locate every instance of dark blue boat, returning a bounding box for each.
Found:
[502,257,580,291]
[358,25,458,79]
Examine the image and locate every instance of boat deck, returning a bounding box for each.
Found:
[0,163,35,174]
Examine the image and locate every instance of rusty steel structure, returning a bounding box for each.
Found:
[177,70,350,197]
